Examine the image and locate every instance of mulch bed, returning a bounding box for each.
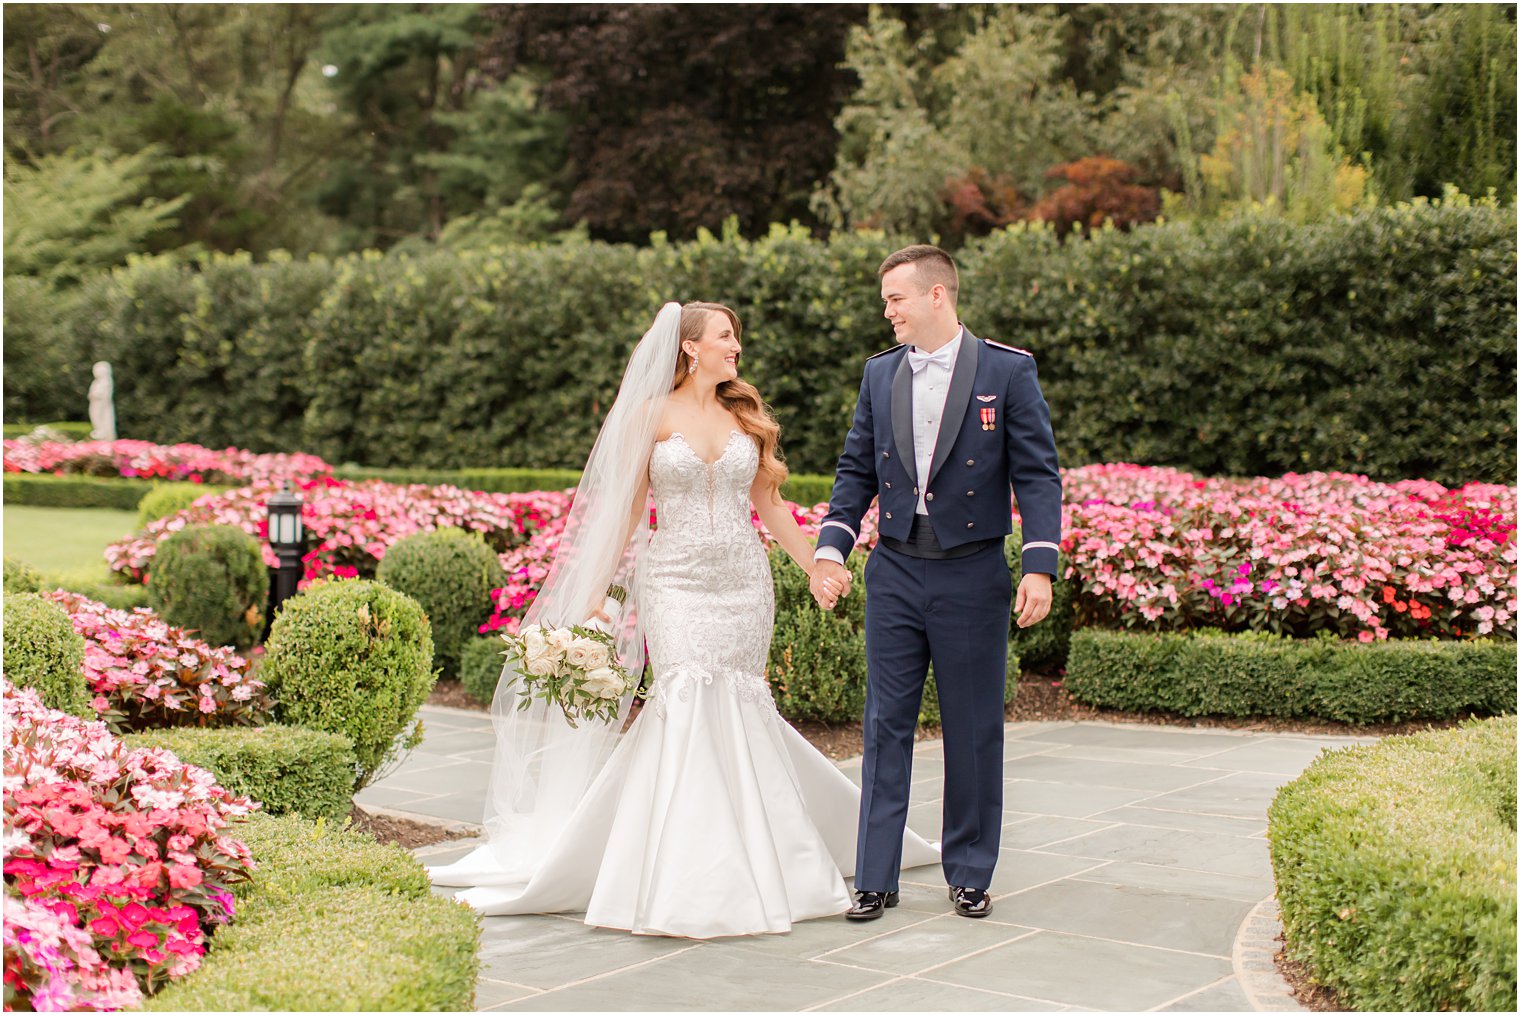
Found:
[348,805,475,851]
[1275,939,1349,1011]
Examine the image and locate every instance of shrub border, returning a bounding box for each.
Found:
[141,812,480,1012]
[1267,717,1516,1011]
[2,473,225,511]
[1065,628,1517,724]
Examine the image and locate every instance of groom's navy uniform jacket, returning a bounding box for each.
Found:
[818,327,1062,894]
[815,329,1062,575]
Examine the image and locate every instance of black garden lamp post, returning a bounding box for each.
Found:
[266,482,305,631]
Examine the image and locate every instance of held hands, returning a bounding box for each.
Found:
[809,561,852,611]
[1014,573,1053,628]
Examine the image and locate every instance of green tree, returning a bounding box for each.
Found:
[1193,65,1371,222]
[3,147,188,282]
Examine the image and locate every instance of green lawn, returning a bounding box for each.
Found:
[3,505,139,580]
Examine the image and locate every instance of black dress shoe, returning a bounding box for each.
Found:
[949,886,993,918]
[845,890,900,921]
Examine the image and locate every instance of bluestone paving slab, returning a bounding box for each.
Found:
[407,791,494,824]
[1002,878,1253,956]
[377,716,1338,1011]
[495,944,880,1011]
[1004,778,1163,818]
[815,912,1035,974]
[1071,860,1275,903]
[1000,814,1118,850]
[1158,975,1255,1012]
[473,977,540,1009]
[1017,723,1248,752]
[1140,770,1296,819]
[1006,754,1228,792]
[375,759,492,796]
[1091,803,1267,838]
[926,930,1232,1010]
[475,914,694,989]
[1179,738,1364,775]
[1039,822,1272,879]
[811,976,1065,1011]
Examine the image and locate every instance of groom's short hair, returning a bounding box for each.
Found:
[879,245,959,306]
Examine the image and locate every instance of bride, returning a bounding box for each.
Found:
[429,302,938,938]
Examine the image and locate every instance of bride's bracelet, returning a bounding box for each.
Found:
[606,584,628,607]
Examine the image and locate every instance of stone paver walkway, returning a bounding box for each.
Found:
[364,705,1378,1012]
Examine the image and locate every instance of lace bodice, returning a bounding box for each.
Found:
[638,429,777,720]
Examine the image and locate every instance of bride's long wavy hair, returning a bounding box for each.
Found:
[673,302,788,492]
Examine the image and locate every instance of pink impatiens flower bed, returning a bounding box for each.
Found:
[1058,465,1516,641]
[2,681,256,1011]
[44,592,270,734]
[105,478,561,585]
[2,439,330,486]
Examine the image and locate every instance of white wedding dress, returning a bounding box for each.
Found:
[430,430,938,938]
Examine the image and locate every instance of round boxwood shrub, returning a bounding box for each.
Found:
[260,578,435,789]
[147,524,267,647]
[3,592,90,716]
[137,481,227,528]
[376,527,506,680]
[460,635,506,704]
[3,557,45,594]
[1269,716,1516,1011]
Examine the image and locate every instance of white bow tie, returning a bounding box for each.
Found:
[907,344,955,374]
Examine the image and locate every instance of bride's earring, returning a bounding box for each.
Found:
[688,352,698,375]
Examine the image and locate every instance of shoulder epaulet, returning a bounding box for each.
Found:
[866,345,906,361]
[983,339,1034,357]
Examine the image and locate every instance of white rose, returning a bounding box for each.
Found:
[544,626,575,659]
[565,637,599,669]
[580,643,612,671]
[519,629,557,676]
[580,667,625,700]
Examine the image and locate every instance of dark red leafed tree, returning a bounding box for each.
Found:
[481,4,867,241]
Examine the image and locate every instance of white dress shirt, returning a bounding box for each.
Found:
[815,328,964,566]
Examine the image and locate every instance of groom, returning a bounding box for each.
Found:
[810,244,1062,921]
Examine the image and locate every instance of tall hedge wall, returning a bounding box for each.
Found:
[5,201,1513,485]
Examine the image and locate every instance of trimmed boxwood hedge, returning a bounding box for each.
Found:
[9,202,1512,485]
[2,592,91,717]
[1065,629,1517,723]
[2,473,163,510]
[1,420,94,441]
[123,725,358,823]
[141,812,480,1012]
[332,463,838,508]
[1268,717,1516,1011]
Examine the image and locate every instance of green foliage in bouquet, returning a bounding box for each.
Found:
[376,527,506,680]
[3,592,91,717]
[502,621,631,728]
[124,725,359,823]
[147,524,267,648]
[260,578,435,789]
[137,482,231,528]
[460,635,506,704]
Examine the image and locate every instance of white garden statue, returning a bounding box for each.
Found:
[88,361,116,441]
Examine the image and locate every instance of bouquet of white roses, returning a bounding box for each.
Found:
[500,587,635,727]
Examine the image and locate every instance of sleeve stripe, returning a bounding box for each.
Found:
[1021,541,1060,552]
[820,520,858,541]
